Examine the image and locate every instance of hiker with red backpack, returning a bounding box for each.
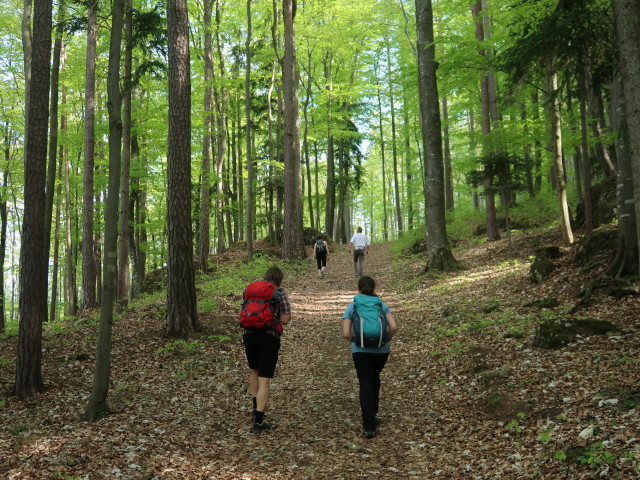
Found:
[239,266,291,433]
[342,275,397,439]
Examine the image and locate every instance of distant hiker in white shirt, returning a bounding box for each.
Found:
[347,227,370,277]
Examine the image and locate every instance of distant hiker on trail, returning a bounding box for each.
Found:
[313,234,330,278]
[347,227,370,277]
[342,275,397,439]
[238,266,291,434]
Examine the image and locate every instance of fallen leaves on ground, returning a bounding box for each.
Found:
[1,228,639,479]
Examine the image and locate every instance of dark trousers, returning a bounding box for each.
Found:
[353,249,365,275]
[352,352,389,431]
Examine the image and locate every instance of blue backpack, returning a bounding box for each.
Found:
[350,294,391,348]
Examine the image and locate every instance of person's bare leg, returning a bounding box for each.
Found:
[256,376,271,412]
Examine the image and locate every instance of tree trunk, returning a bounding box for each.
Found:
[579,69,593,234]
[81,0,98,311]
[324,54,335,239]
[282,0,305,260]
[415,0,460,271]
[44,0,64,299]
[303,46,314,230]
[117,0,133,306]
[62,89,77,317]
[548,66,574,246]
[165,0,200,337]
[84,0,124,421]
[15,0,52,399]
[375,62,389,241]
[245,0,254,260]
[386,38,404,236]
[606,73,638,277]
[213,0,227,254]
[472,1,499,241]
[612,0,640,275]
[198,0,213,270]
[442,96,454,211]
[0,130,9,332]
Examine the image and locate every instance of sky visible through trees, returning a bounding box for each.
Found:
[0,0,638,329]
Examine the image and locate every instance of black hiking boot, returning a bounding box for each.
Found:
[251,421,275,434]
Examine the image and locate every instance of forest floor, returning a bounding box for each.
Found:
[1,227,639,479]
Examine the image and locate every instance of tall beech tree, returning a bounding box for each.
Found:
[415,0,459,271]
[282,0,305,260]
[84,0,124,421]
[81,0,98,311]
[165,0,200,337]
[15,0,52,399]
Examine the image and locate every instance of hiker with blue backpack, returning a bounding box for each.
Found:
[313,234,330,278]
[342,276,397,439]
[239,266,292,433]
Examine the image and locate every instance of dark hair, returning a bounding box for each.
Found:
[316,234,323,241]
[357,227,363,233]
[264,266,284,286]
[357,276,376,296]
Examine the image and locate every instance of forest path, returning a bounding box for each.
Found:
[254,242,444,478]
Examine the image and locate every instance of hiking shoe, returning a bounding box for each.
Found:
[364,430,376,439]
[252,421,275,434]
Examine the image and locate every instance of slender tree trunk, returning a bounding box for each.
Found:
[403,81,414,229]
[282,0,305,260]
[415,0,459,271]
[15,0,52,399]
[84,0,124,421]
[198,0,214,270]
[613,0,640,275]
[386,38,404,235]
[117,0,133,306]
[324,54,335,239]
[548,66,574,246]
[62,91,77,317]
[375,64,389,241]
[81,0,98,311]
[442,96,454,211]
[472,1,499,241]
[0,129,9,333]
[50,134,63,323]
[212,0,227,254]
[303,47,314,230]
[165,0,200,337]
[579,68,593,234]
[245,0,254,260]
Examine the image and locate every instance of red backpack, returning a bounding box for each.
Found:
[239,281,283,334]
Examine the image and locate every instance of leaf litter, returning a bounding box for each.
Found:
[1,228,639,479]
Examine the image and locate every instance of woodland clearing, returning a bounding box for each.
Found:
[1,228,639,479]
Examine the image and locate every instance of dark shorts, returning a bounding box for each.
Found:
[316,252,327,269]
[243,333,281,378]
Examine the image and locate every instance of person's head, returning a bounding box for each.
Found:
[264,266,284,286]
[317,234,323,241]
[357,227,363,233]
[358,276,376,296]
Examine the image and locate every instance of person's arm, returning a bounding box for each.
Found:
[278,291,292,326]
[386,312,397,337]
[366,237,371,254]
[347,241,353,253]
[313,243,316,258]
[342,318,352,340]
